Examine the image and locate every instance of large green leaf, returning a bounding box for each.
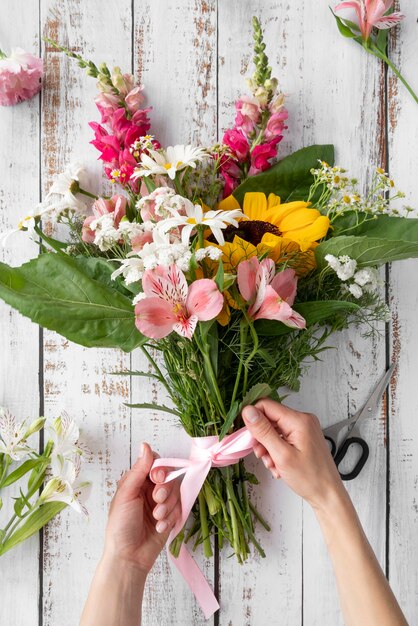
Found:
[255,300,360,337]
[331,212,418,242]
[315,235,418,269]
[0,254,145,352]
[233,144,335,205]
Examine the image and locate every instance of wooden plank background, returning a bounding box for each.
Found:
[0,1,417,624]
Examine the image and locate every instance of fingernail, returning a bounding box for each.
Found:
[155,487,168,503]
[156,469,165,482]
[154,504,167,519]
[262,455,270,469]
[156,520,168,534]
[244,406,260,423]
[254,449,261,459]
[139,443,145,458]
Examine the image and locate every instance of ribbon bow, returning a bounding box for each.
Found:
[150,426,256,619]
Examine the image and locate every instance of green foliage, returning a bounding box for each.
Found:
[332,212,418,241]
[0,503,66,556]
[0,254,146,352]
[233,145,335,205]
[315,235,418,268]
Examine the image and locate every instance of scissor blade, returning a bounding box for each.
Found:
[355,363,395,426]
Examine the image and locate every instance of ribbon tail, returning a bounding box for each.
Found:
[169,544,220,619]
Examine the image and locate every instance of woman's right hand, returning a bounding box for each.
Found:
[242,400,346,511]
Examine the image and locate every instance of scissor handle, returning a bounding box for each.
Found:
[334,436,370,481]
[324,435,337,457]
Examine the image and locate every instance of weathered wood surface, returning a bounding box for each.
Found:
[0,1,417,625]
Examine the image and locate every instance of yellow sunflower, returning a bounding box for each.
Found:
[219,192,330,253]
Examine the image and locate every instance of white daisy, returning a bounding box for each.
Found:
[156,200,244,246]
[132,145,209,181]
[39,162,90,217]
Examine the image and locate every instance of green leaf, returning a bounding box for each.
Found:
[0,254,146,352]
[255,300,360,336]
[332,213,418,242]
[240,383,272,410]
[233,145,335,205]
[219,401,240,440]
[0,503,66,556]
[126,403,181,417]
[315,235,418,268]
[215,259,224,292]
[110,370,162,381]
[331,11,357,38]
[1,459,44,488]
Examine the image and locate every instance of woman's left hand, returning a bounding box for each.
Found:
[104,442,181,575]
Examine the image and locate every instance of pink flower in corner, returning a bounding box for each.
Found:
[135,265,224,340]
[249,138,281,176]
[335,0,404,41]
[0,48,43,106]
[237,257,306,329]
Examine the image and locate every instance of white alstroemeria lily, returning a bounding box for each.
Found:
[39,162,90,217]
[47,412,92,471]
[132,145,208,181]
[157,200,245,246]
[41,456,91,517]
[0,407,44,461]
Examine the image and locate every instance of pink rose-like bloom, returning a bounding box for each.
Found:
[0,48,43,106]
[237,257,306,328]
[222,129,250,162]
[82,195,127,243]
[135,265,224,340]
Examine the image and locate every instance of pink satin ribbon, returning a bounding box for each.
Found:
[150,426,257,619]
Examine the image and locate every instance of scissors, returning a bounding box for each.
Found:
[322,364,395,481]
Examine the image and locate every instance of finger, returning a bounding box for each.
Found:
[152,488,179,522]
[242,405,294,461]
[261,454,274,470]
[155,501,181,534]
[116,442,154,500]
[152,472,180,504]
[253,442,268,459]
[253,399,303,437]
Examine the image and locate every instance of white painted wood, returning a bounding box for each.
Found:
[387,2,418,621]
[39,2,133,625]
[0,1,417,625]
[132,2,217,623]
[0,3,41,625]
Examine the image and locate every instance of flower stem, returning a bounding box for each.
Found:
[139,344,173,398]
[198,491,213,558]
[371,45,418,105]
[0,455,11,487]
[78,187,98,200]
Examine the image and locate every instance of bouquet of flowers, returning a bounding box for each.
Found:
[0,407,91,556]
[1,16,418,616]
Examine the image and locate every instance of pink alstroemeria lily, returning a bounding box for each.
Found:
[237,257,306,329]
[335,0,404,41]
[135,264,224,340]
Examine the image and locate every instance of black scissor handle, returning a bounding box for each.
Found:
[324,435,336,457]
[334,436,370,481]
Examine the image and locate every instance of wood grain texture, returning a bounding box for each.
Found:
[387,2,418,622]
[0,1,417,625]
[0,2,41,625]
[132,2,217,623]
[40,1,132,625]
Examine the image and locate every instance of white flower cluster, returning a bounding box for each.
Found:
[0,407,92,517]
[325,254,382,299]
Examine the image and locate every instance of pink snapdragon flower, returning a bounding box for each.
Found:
[0,48,43,106]
[82,195,127,243]
[249,138,281,176]
[222,129,250,162]
[237,257,306,328]
[235,96,261,134]
[135,265,224,340]
[335,0,404,41]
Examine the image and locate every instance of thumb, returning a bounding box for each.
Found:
[242,405,291,460]
[118,442,154,500]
